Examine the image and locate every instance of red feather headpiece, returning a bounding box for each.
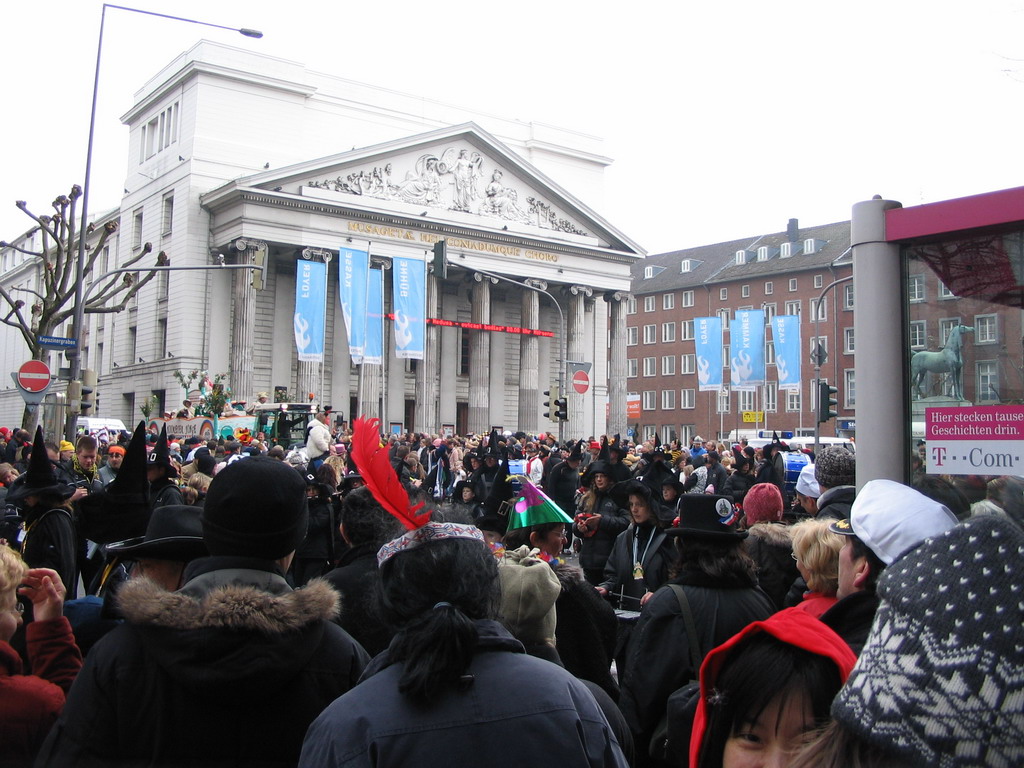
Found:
[351,416,429,531]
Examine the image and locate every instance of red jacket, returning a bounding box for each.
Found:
[688,607,856,768]
[0,617,82,766]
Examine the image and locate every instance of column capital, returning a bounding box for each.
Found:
[569,284,594,297]
[604,290,632,303]
[473,272,497,284]
[371,256,392,270]
[524,278,548,291]
[301,247,332,263]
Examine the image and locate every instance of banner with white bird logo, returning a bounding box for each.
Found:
[772,315,801,391]
[363,268,384,365]
[730,309,765,390]
[294,259,326,363]
[339,246,369,364]
[694,317,723,392]
[392,256,425,360]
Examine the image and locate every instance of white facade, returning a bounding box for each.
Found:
[1,42,640,437]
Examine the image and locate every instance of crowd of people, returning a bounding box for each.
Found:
[0,418,1021,767]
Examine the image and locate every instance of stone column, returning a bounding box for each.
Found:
[518,281,545,432]
[229,241,266,405]
[567,285,592,428]
[851,197,904,489]
[357,363,382,419]
[415,274,441,433]
[606,291,630,438]
[468,273,493,434]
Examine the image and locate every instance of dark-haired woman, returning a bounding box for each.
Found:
[574,462,630,585]
[300,522,629,767]
[597,482,677,609]
[689,609,855,768]
[617,495,774,764]
[292,464,339,587]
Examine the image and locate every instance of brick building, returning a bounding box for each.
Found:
[624,218,854,444]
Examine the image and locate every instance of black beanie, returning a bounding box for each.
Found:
[201,457,308,560]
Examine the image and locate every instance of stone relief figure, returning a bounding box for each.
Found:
[306,145,589,235]
[395,155,443,206]
[910,324,974,400]
[483,169,530,223]
[440,148,483,212]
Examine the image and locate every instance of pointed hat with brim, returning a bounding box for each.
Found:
[78,421,152,544]
[4,426,74,505]
[506,479,573,532]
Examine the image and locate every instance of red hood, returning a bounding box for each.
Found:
[689,607,856,767]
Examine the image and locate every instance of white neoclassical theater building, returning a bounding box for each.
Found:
[0,41,642,437]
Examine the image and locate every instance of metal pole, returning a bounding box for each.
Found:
[67,3,262,441]
[462,264,567,443]
[812,273,853,456]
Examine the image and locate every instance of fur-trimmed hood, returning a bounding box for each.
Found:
[115,564,343,699]
[118,576,339,633]
[745,521,793,547]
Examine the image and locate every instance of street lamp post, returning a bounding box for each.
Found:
[67,3,261,440]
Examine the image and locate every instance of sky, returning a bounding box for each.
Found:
[2,1,1022,255]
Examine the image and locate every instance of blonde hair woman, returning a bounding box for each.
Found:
[0,545,82,762]
[789,518,845,617]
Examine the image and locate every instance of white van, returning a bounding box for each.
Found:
[76,417,128,438]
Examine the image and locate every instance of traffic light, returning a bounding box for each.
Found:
[431,239,447,279]
[543,389,558,422]
[66,380,83,415]
[251,244,267,291]
[81,368,97,414]
[817,380,838,423]
[554,395,568,421]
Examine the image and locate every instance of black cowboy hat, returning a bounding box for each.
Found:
[4,426,74,505]
[105,504,208,562]
[665,494,747,540]
[146,425,178,478]
[78,421,152,544]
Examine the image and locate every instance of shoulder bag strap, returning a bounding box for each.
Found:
[667,584,703,678]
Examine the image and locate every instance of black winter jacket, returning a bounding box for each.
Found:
[324,542,394,657]
[574,488,630,577]
[37,557,369,767]
[618,568,774,747]
[743,522,799,610]
[816,485,856,521]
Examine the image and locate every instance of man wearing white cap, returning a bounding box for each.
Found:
[794,463,821,518]
[819,479,958,654]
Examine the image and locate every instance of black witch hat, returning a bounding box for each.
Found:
[146,424,178,478]
[482,428,502,458]
[567,439,584,462]
[78,421,152,544]
[4,426,74,505]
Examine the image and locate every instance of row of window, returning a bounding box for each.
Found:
[627,304,837,347]
[139,102,180,163]
[910,315,999,348]
[907,274,956,303]
[634,368,860,412]
[629,278,855,314]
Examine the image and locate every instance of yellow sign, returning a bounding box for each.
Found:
[741,411,764,423]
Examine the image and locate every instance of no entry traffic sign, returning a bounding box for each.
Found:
[17,360,51,393]
[572,369,590,395]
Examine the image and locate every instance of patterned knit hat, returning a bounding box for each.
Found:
[832,514,1024,766]
[814,446,855,488]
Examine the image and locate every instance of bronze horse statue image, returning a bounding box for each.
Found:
[911,324,974,400]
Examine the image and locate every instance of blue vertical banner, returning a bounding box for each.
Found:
[694,317,723,392]
[363,268,384,365]
[730,309,766,389]
[392,256,425,360]
[772,315,802,391]
[293,259,326,363]
[339,246,369,364]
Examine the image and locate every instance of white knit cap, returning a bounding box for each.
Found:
[795,463,821,498]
